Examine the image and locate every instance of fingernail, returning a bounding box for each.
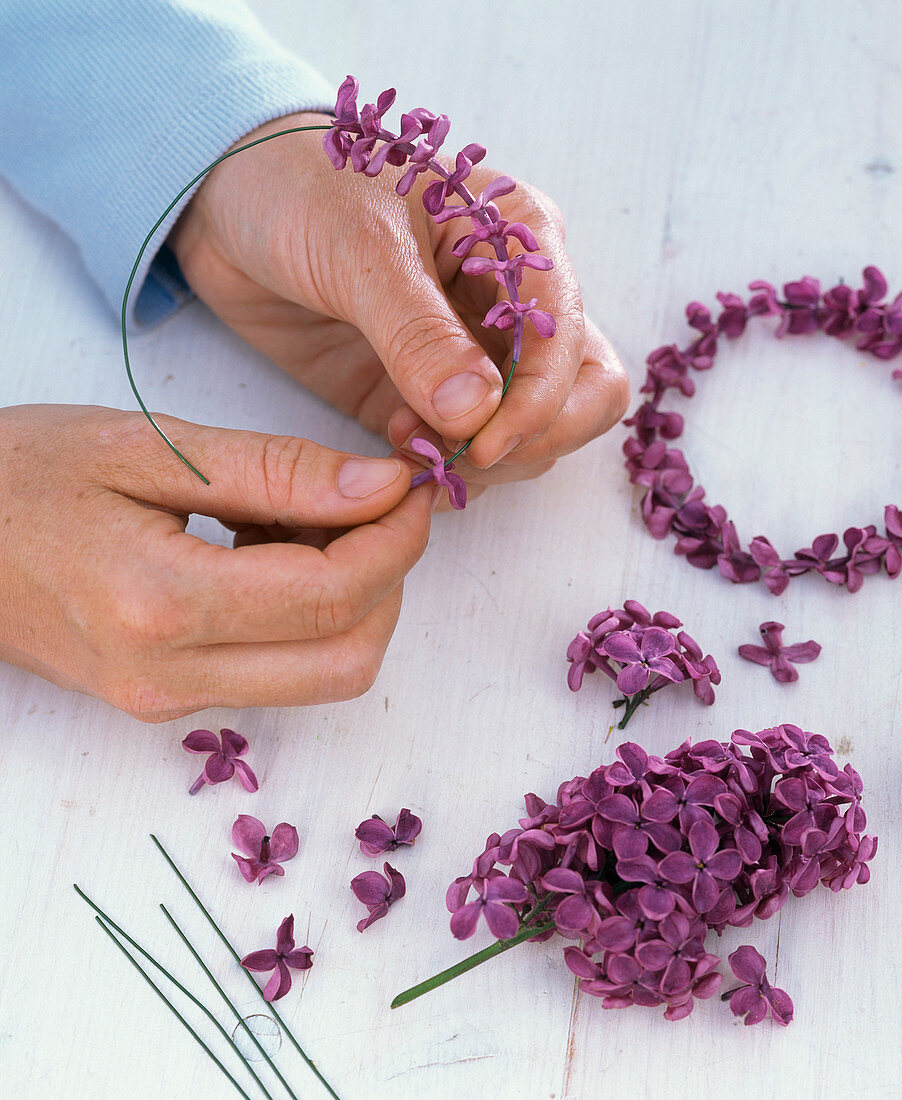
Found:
[337,457,403,499]
[432,372,493,420]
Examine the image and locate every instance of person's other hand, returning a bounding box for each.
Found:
[169,113,629,499]
[0,404,432,720]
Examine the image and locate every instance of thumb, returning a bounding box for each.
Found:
[95,411,416,526]
[352,251,504,442]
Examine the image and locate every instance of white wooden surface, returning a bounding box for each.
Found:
[1,1,900,1097]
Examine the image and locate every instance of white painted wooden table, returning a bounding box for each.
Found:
[2,2,900,1097]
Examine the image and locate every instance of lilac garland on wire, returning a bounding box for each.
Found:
[323,77,557,495]
[623,267,902,593]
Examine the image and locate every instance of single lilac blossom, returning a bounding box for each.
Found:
[355,808,423,856]
[601,628,684,695]
[351,862,406,932]
[722,945,793,1025]
[450,875,529,940]
[738,621,821,683]
[240,915,313,1002]
[408,437,467,509]
[181,728,258,796]
[231,815,299,884]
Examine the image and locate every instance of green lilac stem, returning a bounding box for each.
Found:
[617,690,650,729]
[160,904,294,1100]
[74,885,274,1100]
[447,356,519,465]
[121,124,331,484]
[150,835,340,1100]
[92,916,255,1100]
[390,918,556,1009]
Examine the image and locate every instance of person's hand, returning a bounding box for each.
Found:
[0,404,433,721]
[168,113,629,499]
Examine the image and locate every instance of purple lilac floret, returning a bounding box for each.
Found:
[408,438,467,509]
[351,862,406,932]
[231,815,299,884]
[324,75,556,370]
[240,915,313,1002]
[738,621,821,683]
[181,728,258,796]
[623,267,902,593]
[567,601,720,727]
[355,808,423,857]
[722,945,793,1026]
[447,725,875,1023]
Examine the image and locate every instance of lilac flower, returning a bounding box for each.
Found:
[240,915,313,1002]
[449,875,529,940]
[659,820,743,912]
[408,437,467,509]
[231,815,299,884]
[482,297,557,337]
[433,726,875,1023]
[351,862,406,932]
[355,808,423,856]
[722,945,793,1026]
[601,628,684,695]
[738,621,821,683]
[181,728,258,796]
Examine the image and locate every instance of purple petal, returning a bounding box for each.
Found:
[639,627,677,660]
[268,823,299,863]
[393,809,423,845]
[219,728,249,759]
[351,870,390,907]
[383,863,406,903]
[781,641,822,664]
[357,901,390,932]
[484,900,521,940]
[231,815,266,857]
[728,944,767,984]
[264,960,293,1002]
[275,915,295,955]
[204,756,235,785]
[355,817,394,856]
[409,437,443,464]
[241,949,280,973]
[232,759,259,792]
[232,854,262,883]
[616,663,651,695]
[602,633,642,663]
[182,729,221,754]
[284,947,314,971]
[450,901,483,940]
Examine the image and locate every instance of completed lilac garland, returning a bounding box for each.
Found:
[624,267,902,593]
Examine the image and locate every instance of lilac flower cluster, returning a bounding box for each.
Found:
[567,601,720,728]
[324,76,556,358]
[624,267,902,593]
[447,726,876,1022]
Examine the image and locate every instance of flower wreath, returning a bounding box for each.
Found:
[623,267,902,593]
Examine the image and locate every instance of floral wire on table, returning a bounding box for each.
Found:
[393,725,875,1023]
[623,267,902,593]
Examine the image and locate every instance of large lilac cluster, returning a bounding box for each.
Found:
[567,601,720,727]
[624,267,902,593]
[324,76,556,358]
[447,726,876,1022]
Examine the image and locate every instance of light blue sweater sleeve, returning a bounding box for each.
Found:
[0,0,335,327]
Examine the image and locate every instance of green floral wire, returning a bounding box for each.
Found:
[150,835,340,1100]
[74,884,275,1099]
[121,124,331,485]
[159,903,299,1100]
[123,124,521,485]
[91,914,256,1100]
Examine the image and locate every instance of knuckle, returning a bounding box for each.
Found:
[257,433,317,522]
[334,645,382,699]
[309,574,359,638]
[105,678,191,723]
[385,310,459,378]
